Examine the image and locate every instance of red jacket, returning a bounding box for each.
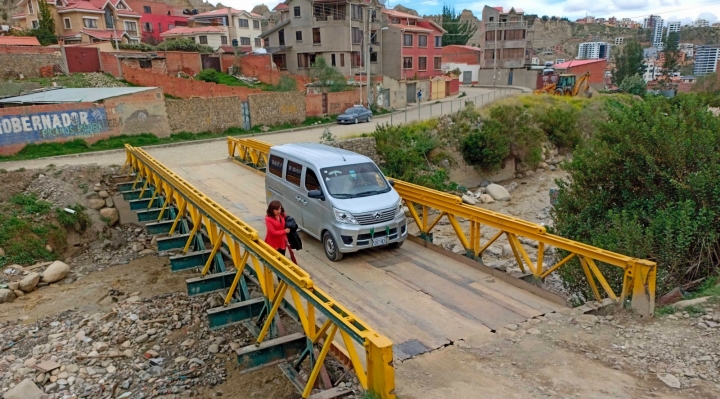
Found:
[264,215,287,250]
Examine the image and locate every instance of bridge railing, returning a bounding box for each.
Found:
[124,144,395,399]
[228,137,657,317]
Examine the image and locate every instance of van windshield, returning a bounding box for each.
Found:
[320,162,391,199]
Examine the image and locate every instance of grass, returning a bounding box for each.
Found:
[656,275,720,316]
[0,205,65,268]
[55,204,91,233]
[214,72,278,91]
[360,392,382,399]
[10,193,52,215]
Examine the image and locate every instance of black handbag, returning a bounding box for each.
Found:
[285,215,303,250]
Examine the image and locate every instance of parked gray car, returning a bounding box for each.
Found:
[336,106,372,124]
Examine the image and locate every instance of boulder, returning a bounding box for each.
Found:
[99,208,119,227]
[0,247,4,256]
[479,194,495,204]
[486,184,511,201]
[19,272,41,293]
[41,261,70,283]
[105,197,114,208]
[3,378,44,399]
[0,288,17,303]
[87,198,106,210]
[672,296,710,309]
[461,194,477,205]
[98,190,109,199]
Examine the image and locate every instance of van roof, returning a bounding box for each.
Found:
[270,143,373,169]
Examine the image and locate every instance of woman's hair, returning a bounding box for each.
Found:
[266,200,284,217]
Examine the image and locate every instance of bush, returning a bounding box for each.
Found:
[119,37,214,53]
[55,205,91,233]
[460,119,511,171]
[534,105,582,149]
[487,104,544,169]
[618,74,647,96]
[275,75,298,92]
[552,94,720,300]
[196,68,220,84]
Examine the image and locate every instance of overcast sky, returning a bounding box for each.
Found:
[215,0,719,25]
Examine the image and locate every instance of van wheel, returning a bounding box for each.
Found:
[354,117,359,124]
[323,231,343,262]
[388,241,404,249]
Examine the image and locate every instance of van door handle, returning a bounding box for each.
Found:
[295,196,307,205]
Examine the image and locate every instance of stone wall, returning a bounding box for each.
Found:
[248,92,305,127]
[165,97,243,133]
[327,137,379,163]
[0,47,63,79]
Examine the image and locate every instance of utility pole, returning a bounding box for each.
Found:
[366,6,372,108]
[112,14,119,52]
[493,20,498,86]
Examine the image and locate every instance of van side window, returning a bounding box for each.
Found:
[286,160,302,186]
[305,169,320,191]
[269,155,284,178]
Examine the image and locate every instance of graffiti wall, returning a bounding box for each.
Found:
[0,108,108,146]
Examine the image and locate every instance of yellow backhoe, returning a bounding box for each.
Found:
[534,72,592,97]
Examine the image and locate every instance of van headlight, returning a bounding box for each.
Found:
[333,208,358,224]
[395,201,405,218]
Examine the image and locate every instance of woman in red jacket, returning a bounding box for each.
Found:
[265,200,290,255]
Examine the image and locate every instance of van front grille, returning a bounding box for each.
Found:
[353,208,395,225]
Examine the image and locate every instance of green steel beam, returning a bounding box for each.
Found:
[146,220,177,235]
[207,297,264,330]
[169,250,210,272]
[157,234,190,251]
[117,181,141,192]
[120,189,152,201]
[129,197,164,211]
[137,207,175,222]
[186,271,237,296]
[236,332,307,373]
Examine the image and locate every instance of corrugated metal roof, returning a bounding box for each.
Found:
[0,87,157,104]
[0,36,41,46]
[554,59,606,69]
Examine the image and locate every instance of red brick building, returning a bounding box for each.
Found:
[441,45,482,64]
[553,59,607,88]
[125,0,189,42]
[381,9,446,80]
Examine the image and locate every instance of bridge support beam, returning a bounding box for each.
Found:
[207,297,264,330]
[236,332,307,374]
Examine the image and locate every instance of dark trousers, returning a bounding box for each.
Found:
[276,248,286,256]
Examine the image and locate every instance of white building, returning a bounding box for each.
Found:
[644,15,664,48]
[160,26,227,49]
[190,8,265,50]
[578,42,610,60]
[614,37,623,45]
[679,43,694,58]
[693,19,710,28]
[531,57,540,65]
[642,60,661,82]
[694,45,720,76]
[666,21,681,37]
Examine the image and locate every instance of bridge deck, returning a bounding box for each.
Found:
[148,155,563,360]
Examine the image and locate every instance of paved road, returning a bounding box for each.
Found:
[0,87,514,171]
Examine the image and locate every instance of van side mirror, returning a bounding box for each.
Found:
[308,190,325,201]
[388,179,395,187]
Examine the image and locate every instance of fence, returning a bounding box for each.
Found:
[386,89,514,126]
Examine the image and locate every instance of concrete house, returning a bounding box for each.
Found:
[190,8,265,51]
[13,0,142,45]
[160,26,226,49]
[480,6,530,69]
[380,9,445,81]
[259,0,385,76]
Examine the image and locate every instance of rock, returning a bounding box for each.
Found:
[135,334,149,344]
[673,297,710,309]
[7,282,19,290]
[501,244,514,257]
[576,315,599,324]
[181,339,195,347]
[99,207,119,227]
[138,249,155,256]
[0,288,17,303]
[527,328,541,335]
[24,358,37,367]
[175,356,188,363]
[66,364,79,373]
[461,194,477,205]
[132,243,145,252]
[93,342,109,352]
[486,184,511,201]
[658,287,685,306]
[19,272,41,292]
[45,245,53,253]
[3,378,44,399]
[504,324,519,331]
[657,373,681,389]
[208,344,219,354]
[479,194,495,204]
[105,197,114,208]
[98,190,109,199]
[504,182,519,192]
[87,198,106,210]
[41,261,70,283]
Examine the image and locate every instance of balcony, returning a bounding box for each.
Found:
[484,40,529,49]
[126,30,138,37]
[314,14,346,22]
[485,21,527,29]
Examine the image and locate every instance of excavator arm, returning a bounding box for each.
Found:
[533,82,556,95]
[572,72,591,97]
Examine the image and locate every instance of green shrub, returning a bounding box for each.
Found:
[534,105,582,149]
[10,193,52,215]
[488,104,544,169]
[460,120,511,171]
[196,68,220,84]
[553,94,720,300]
[618,74,647,96]
[275,75,298,92]
[55,204,91,233]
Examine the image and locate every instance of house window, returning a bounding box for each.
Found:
[143,22,153,32]
[351,51,362,67]
[295,30,302,41]
[418,35,427,47]
[312,28,320,44]
[434,56,441,70]
[340,53,345,67]
[403,34,413,47]
[221,36,227,44]
[352,27,362,44]
[253,20,260,29]
[139,59,152,68]
[294,6,301,17]
[418,56,427,70]
[403,56,413,69]
[279,29,285,46]
[128,39,139,44]
[199,35,208,44]
[83,18,98,29]
[124,21,137,35]
[370,52,377,63]
[370,30,378,44]
[64,18,71,29]
[143,6,151,13]
[31,20,39,28]
[331,53,336,66]
[504,29,525,40]
[502,48,524,59]
[255,37,261,47]
[485,31,496,41]
[297,53,309,69]
[116,2,125,9]
[240,37,250,46]
[351,5,362,20]
[273,54,287,70]
[434,36,441,47]
[158,22,162,33]
[239,18,249,28]
[28,1,34,14]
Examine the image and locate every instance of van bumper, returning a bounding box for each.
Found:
[334,216,408,253]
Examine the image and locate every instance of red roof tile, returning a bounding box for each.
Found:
[554,59,606,69]
[273,4,288,10]
[382,9,420,19]
[388,23,431,33]
[160,26,225,36]
[81,29,126,39]
[443,45,482,52]
[0,36,41,46]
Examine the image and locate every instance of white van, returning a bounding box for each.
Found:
[265,143,408,261]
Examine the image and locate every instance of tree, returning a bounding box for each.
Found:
[552,94,720,301]
[35,0,57,45]
[440,5,477,46]
[658,32,680,90]
[613,40,644,85]
[618,74,647,96]
[541,15,549,21]
[308,56,347,93]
